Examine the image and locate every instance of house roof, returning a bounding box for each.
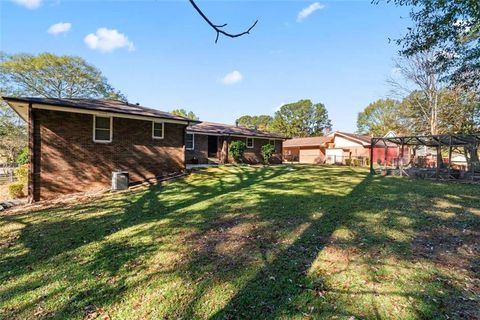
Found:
[332,131,372,146]
[2,96,198,123]
[283,136,333,148]
[187,121,284,139]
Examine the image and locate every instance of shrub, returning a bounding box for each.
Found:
[15,164,28,184]
[16,147,28,165]
[229,140,247,163]
[345,159,352,166]
[352,159,360,167]
[8,182,25,199]
[261,144,276,164]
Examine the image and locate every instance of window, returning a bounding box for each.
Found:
[152,121,164,139]
[269,140,276,150]
[186,133,194,150]
[246,138,254,148]
[93,116,112,143]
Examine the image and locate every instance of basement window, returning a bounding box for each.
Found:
[246,138,254,148]
[152,121,164,139]
[186,133,194,150]
[93,116,112,143]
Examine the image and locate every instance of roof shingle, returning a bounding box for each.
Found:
[283,136,333,147]
[187,121,284,139]
[2,97,194,122]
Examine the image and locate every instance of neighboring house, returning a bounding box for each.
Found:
[186,122,284,164]
[283,136,333,164]
[283,131,401,165]
[325,131,372,164]
[2,97,197,201]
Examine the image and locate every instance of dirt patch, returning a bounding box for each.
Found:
[412,226,479,273]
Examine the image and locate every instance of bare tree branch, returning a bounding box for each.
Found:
[189,0,258,43]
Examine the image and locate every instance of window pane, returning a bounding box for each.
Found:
[153,129,162,137]
[247,138,253,147]
[96,117,110,129]
[154,122,163,131]
[186,134,193,149]
[95,129,110,141]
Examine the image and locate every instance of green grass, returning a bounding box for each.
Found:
[1,165,479,319]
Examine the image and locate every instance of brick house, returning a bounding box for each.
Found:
[3,97,197,201]
[283,132,372,165]
[185,122,284,164]
[283,136,333,163]
[283,131,401,166]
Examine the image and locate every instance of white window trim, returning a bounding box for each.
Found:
[246,137,254,148]
[93,115,113,143]
[152,121,164,139]
[186,133,195,150]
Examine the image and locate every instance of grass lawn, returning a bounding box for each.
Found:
[1,165,479,319]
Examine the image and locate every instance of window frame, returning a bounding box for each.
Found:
[246,137,254,149]
[152,121,164,139]
[93,115,113,143]
[185,133,195,150]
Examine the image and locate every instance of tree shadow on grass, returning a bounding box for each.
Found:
[0,166,293,318]
[171,170,480,319]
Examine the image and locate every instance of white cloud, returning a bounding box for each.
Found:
[221,70,243,85]
[12,0,42,9]
[48,22,72,35]
[297,2,325,22]
[84,28,135,53]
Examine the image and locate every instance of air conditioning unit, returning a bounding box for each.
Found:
[112,171,129,191]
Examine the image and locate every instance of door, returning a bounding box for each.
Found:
[299,148,322,164]
[208,136,218,158]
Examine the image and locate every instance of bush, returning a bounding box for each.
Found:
[15,164,28,184]
[16,147,28,165]
[8,182,25,199]
[229,140,247,163]
[345,159,352,166]
[261,144,276,164]
[352,159,360,167]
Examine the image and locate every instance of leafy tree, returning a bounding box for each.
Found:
[236,115,273,131]
[261,144,276,164]
[270,100,331,138]
[357,99,405,136]
[0,52,126,100]
[171,108,199,120]
[400,89,480,135]
[386,0,480,90]
[437,89,480,134]
[16,147,28,165]
[229,140,246,163]
[0,99,26,163]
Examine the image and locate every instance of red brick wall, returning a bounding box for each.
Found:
[185,134,209,164]
[228,137,282,164]
[33,109,186,200]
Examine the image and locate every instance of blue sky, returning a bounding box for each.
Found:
[1,0,412,132]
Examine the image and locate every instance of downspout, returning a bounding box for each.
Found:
[370,138,375,175]
[27,103,37,202]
